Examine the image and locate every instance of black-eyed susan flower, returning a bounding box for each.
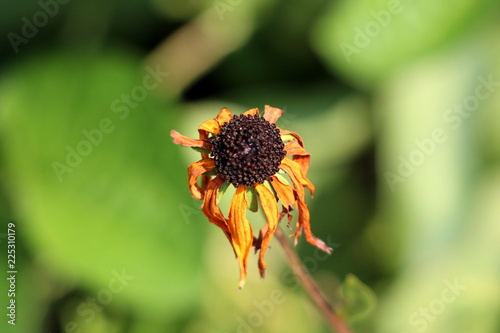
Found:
[171,105,332,289]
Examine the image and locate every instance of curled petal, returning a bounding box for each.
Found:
[284,139,311,176]
[263,105,284,124]
[201,175,230,234]
[243,108,259,117]
[254,184,279,278]
[294,197,332,254]
[228,186,254,290]
[280,129,305,148]
[187,158,215,200]
[270,175,295,211]
[280,157,315,197]
[198,107,233,139]
[280,159,330,254]
[170,130,211,151]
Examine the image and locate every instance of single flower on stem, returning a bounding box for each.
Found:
[170,105,332,289]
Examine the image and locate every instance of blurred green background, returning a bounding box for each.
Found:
[1,0,499,332]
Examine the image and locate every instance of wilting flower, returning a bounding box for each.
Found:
[171,105,331,289]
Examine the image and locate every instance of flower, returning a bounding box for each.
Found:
[171,105,332,289]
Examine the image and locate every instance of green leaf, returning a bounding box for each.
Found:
[339,274,377,322]
[281,134,295,144]
[312,0,491,88]
[217,181,230,202]
[190,147,209,154]
[246,187,259,212]
[0,50,205,319]
[274,172,290,186]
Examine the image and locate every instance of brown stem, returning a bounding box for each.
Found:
[274,228,353,333]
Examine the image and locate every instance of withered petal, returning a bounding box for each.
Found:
[294,198,333,254]
[270,175,296,211]
[280,159,331,254]
[263,105,284,124]
[280,129,305,148]
[280,157,315,196]
[170,130,211,151]
[198,107,233,139]
[228,186,254,290]
[243,108,259,117]
[201,175,230,234]
[254,183,279,278]
[187,158,215,200]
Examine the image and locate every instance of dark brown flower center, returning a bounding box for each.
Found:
[211,114,286,187]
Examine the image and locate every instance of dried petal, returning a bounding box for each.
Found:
[228,186,254,289]
[187,158,215,200]
[263,105,284,124]
[170,130,211,151]
[254,183,279,278]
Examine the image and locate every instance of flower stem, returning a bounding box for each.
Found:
[274,228,354,333]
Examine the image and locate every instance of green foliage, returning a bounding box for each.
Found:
[1,1,499,333]
[339,274,377,322]
[313,0,492,87]
[0,50,205,325]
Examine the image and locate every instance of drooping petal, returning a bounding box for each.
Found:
[228,185,254,289]
[201,175,230,234]
[270,175,295,228]
[198,107,233,140]
[295,197,333,254]
[170,130,211,151]
[254,183,280,278]
[284,139,311,177]
[280,157,315,196]
[187,158,215,200]
[243,108,259,117]
[270,175,295,211]
[280,129,305,147]
[263,105,284,124]
[281,129,312,176]
[280,158,330,253]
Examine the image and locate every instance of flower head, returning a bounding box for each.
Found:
[171,106,332,289]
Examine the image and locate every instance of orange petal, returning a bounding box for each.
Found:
[254,184,279,278]
[263,105,284,124]
[279,160,331,254]
[201,175,230,233]
[228,186,254,289]
[243,108,259,117]
[280,129,305,148]
[170,130,211,151]
[280,157,315,196]
[187,158,215,200]
[270,175,295,211]
[294,196,332,254]
[284,139,311,176]
[198,107,233,139]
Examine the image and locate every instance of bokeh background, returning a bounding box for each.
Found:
[1,0,500,332]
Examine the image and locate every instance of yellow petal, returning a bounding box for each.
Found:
[228,186,254,289]
[216,107,233,125]
[263,105,284,124]
[254,184,279,278]
[187,158,215,200]
[243,108,259,117]
[198,107,233,139]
